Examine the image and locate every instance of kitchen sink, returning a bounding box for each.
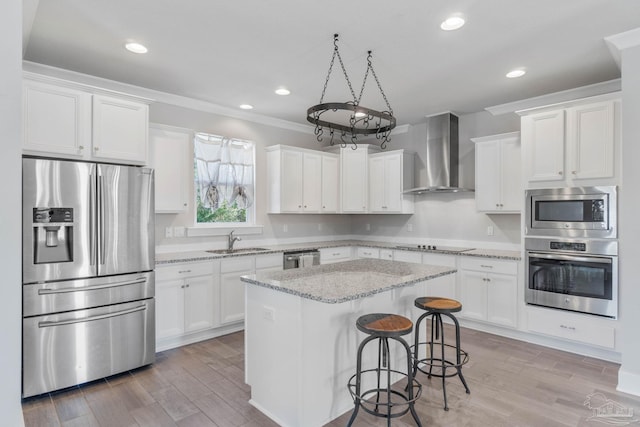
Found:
[206,247,270,255]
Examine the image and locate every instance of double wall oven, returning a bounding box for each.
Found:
[524,186,618,318]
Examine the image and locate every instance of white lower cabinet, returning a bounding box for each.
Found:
[220,257,255,325]
[320,247,352,264]
[422,253,457,300]
[356,247,380,259]
[526,306,616,349]
[459,258,518,328]
[156,261,219,340]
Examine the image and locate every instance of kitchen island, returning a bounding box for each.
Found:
[240,258,456,427]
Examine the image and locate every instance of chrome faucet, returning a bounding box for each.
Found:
[228,230,241,251]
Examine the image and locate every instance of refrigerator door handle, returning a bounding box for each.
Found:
[89,171,97,266]
[37,304,147,328]
[37,278,147,295]
[98,174,105,266]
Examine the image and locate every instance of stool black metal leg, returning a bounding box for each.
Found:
[385,338,392,427]
[397,336,423,427]
[445,312,471,394]
[437,313,450,411]
[428,313,435,378]
[347,335,376,427]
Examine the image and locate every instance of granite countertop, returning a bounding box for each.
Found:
[240,258,456,303]
[155,239,521,265]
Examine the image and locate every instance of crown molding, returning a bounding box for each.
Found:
[605,27,640,68]
[22,61,315,135]
[485,79,621,116]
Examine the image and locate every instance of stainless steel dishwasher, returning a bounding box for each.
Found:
[283,250,321,269]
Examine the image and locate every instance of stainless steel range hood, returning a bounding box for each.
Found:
[403,113,473,194]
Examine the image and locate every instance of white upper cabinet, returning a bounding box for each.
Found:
[321,153,340,213]
[369,150,414,214]
[472,132,521,213]
[23,79,91,157]
[91,94,148,163]
[520,95,620,188]
[22,75,150,165]
[340,146,371,213]
[266,145,339,213]
[149,124,192,213]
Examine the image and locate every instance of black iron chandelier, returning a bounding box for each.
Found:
[306,34,396,149]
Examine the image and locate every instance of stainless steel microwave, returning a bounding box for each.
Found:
[525,186,616,238]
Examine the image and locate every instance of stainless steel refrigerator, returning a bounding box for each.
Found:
[22,157,155,398]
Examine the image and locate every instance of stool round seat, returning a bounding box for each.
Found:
[356,313,413,337]
[415,297,462,313]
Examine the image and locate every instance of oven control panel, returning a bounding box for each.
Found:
[549,241,586,252]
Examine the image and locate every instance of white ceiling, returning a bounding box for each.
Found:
[22,0,640,126]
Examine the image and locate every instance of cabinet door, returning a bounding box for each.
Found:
[341,149,368,212]
[523,110,565,183]
[459,270,487,321]
[23,80,91,157]
[368,155,386,212]
[356,247,380,259]
[500,137,522,211]
[321,154,340,213]
[220,269,253,324]
[302,152,322,212]
[184,275,216,333]
[384,153,403,212]
[475,141,501,211]
[156,279,185,339]
[486,273,518,328]
[150,126,191,213]
[281,149,303,212]
[92,95,149,164]
[566,101,615,180]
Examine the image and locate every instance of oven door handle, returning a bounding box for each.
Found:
[527,252,612,264]
[38,304,147,328]
[37,278,147,295]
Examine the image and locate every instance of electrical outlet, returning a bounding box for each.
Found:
[283,224,288,233]
[173,226,185,237]
[165,227,173,238]
[407,224,413,232]
[487,225,494,236]
[318,223,323,232]
[365,223,370,231]
[263,306,276,321]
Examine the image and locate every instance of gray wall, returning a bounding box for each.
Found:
[1,0,26,424]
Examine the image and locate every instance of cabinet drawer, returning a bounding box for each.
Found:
[256,253,282,270]
[156,261,215,280]
[380,249,394,260]
[320,247,351,263]
[460,257,517,275]
[357,247,380,259]
[527,307,615,349]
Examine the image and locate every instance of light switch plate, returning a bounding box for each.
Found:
[165,227,173,238]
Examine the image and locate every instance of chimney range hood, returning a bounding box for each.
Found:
[403,112,473,194]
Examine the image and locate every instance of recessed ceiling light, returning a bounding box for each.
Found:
[506,69,526,78]
[125,42,148,54]
[275,88,290,96]
[239,104,254,110]
[440,16,465,31]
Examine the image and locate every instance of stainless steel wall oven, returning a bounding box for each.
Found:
[525,238,618,318]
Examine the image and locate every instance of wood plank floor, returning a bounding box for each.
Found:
[22,326,640,427]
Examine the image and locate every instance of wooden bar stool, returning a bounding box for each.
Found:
[347,313,423,427]
[412,297,470,411]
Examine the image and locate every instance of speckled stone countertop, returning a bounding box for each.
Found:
[155,239,521,265]
[240,258,456,303]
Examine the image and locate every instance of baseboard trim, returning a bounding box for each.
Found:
[617,369,640,397]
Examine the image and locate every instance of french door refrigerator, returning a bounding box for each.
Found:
[22,157,155,397]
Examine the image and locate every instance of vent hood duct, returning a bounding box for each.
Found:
[403,112,473,194]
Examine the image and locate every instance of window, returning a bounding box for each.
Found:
[194,132,255,225]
